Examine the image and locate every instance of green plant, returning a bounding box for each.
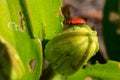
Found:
[0,0,120,80]
[45,24,99,75]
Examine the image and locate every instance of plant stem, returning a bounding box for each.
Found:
[40,65,57,80]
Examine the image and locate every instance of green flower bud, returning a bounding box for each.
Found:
[45,24,99,75]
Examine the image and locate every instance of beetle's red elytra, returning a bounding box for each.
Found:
[68,18,86,25]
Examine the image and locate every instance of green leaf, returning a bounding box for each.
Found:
[0,36,25,80]
[67,60,120,80]
[0,0,43,79]
[24,0,63,40]
[0,0,63,79]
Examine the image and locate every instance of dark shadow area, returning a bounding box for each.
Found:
[103,0,120,61]
[90,51,107,64]
[0,41,12,80]
[42,39,50,55]
[19,0,35,38]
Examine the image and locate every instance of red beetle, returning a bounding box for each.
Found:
[68,18,86,25]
